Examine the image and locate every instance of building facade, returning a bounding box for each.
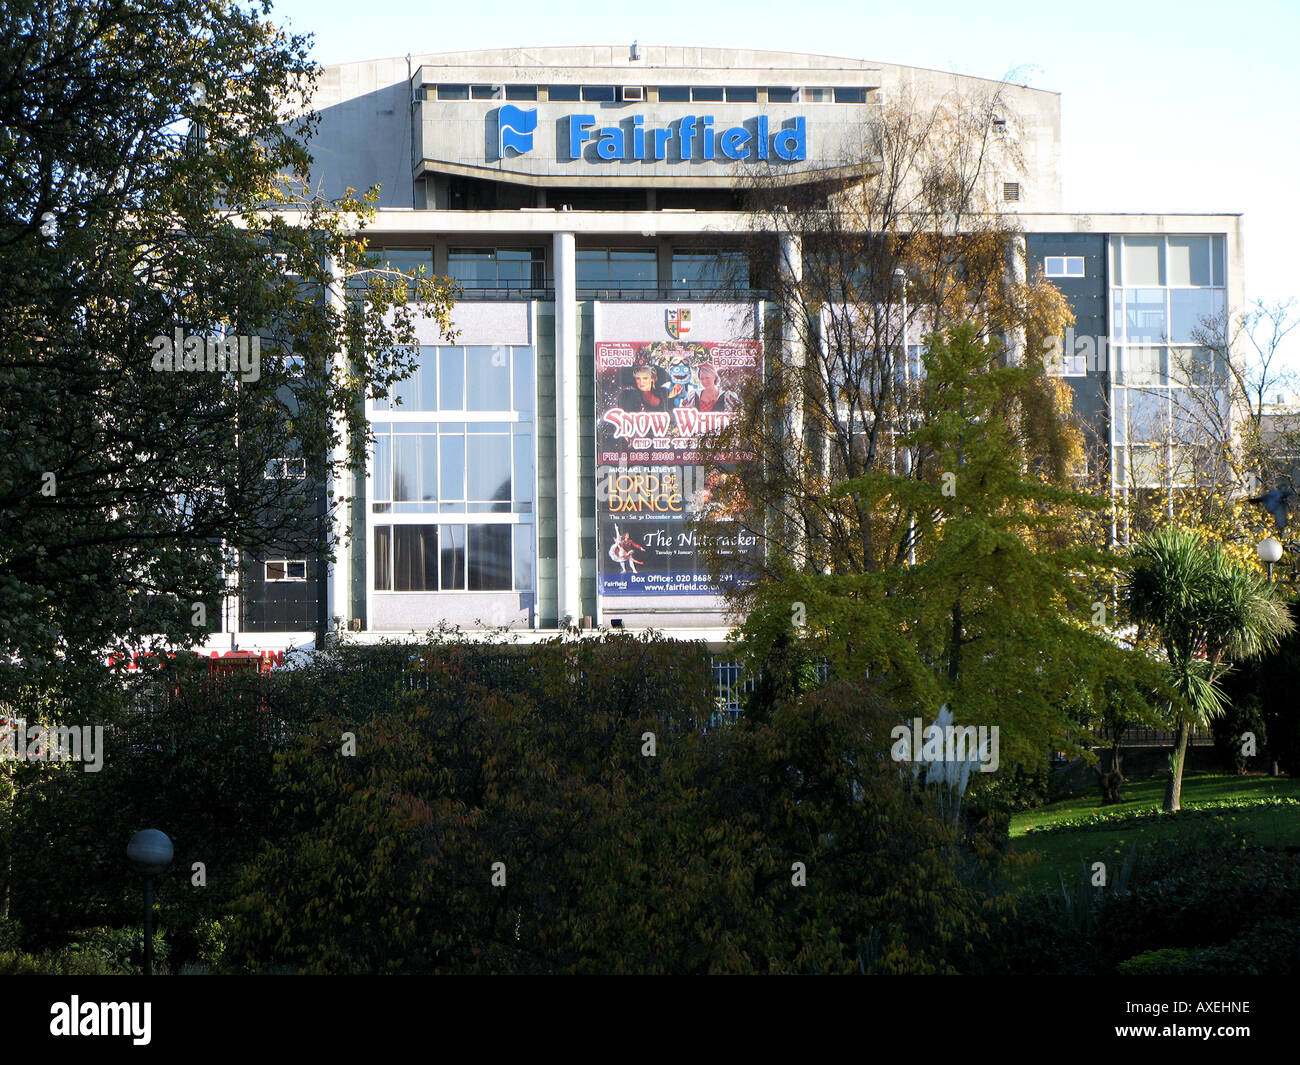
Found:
[205,46,1246,653]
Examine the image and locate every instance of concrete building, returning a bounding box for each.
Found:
[207,46,1246,652]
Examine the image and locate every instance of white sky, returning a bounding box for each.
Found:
[267,0,1299,368]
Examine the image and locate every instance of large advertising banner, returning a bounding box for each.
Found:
[596,310,761,598]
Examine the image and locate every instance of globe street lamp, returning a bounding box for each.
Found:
[1257,536,1283,582]
[126,829,173,976]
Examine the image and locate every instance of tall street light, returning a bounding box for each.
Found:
[127,829,173,976]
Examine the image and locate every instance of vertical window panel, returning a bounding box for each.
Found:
[440,524,466,590]
[513,429,533,511]
[418,346,439,410]
[440,430,465,501]
[420,435,438,501]
[468,525,512,590]
[1211,236,1226,287]
[513,526,533,590]
[513,347,534,413]
[466,345,511,409]
[393,436,420,501]
[1166,236,1209,286]
[373,431,391,502]
[393,525,438,591]
[440,347,465,409]
[1123,237,1163,286]
[467,432,511,505]
[374,526,390,590]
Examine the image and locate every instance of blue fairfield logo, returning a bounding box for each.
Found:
[499,105,538,156]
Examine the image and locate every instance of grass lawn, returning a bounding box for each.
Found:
[1006,772,1300,892]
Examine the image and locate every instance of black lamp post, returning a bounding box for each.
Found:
[126,829,173,976]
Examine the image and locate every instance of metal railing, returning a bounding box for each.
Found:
[453,284,771,302]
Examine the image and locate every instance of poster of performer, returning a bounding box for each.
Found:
[596,321,761,597]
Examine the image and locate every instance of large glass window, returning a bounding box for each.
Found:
[576,248,657,292]
[374,345,531,412]
[671,250,750,292]
[349,248,433,302]
[1169,288,1224,342]
[447,248,544,290]
[1108,234,1229,494]
[372,421,531,515]
[369,344,535,593]
[373,523,530,592]
[1125,288,1167,342]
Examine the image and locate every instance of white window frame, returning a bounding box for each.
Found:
[264,457,306,479]
[1044,255,1085,278]
[366,338,537,599]
[265,559,307,582]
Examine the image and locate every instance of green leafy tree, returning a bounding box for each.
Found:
[724,323,1154,772]
[0,0,456,681]
[1125,526,1294,812]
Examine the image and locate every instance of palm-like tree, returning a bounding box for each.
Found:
[1125,526,1294,812]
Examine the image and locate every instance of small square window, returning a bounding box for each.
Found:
[265,560,307,581]
[1044,256,1085,278]
[1003,182,1021,202]
[264,457,306,479]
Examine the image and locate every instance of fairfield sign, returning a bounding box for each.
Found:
[496,105,807,163]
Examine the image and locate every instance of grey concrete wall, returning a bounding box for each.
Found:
[302,47,1062,211]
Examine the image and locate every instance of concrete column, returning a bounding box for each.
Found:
[553,231,581,626]
[1006,233,1027,365]
[778,230,807,569]
[325,254,351,639]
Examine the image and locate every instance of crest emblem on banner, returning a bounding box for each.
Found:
[665,308,691,339]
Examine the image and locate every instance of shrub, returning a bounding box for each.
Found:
[0,948,121,975]
[966,762,1051,815]
[0,916,21,952]
[1116,947,1209,975]
[1211,694,1267,774]
[64,926,169,975]
[231,637,992,974]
